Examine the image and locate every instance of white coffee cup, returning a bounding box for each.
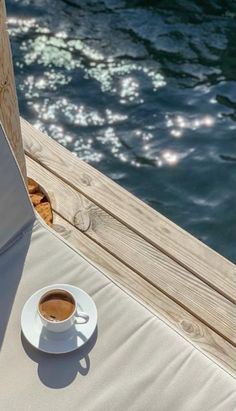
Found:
[38,288,89,333]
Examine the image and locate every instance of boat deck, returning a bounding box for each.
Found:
[21,118,236,377]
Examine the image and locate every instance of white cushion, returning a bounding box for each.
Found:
[0,220,235,411]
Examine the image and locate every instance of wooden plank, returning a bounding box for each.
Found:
[0,2,26,180]
[22,118,236,303]
[26,155,236,346]
[51,212,236,377]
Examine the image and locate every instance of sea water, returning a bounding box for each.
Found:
[8,0,236,262]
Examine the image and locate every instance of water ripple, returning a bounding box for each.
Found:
[8,0,236,261]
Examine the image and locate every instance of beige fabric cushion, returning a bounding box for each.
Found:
[0,219,235,411]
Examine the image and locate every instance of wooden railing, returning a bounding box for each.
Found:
[0,0,26,180]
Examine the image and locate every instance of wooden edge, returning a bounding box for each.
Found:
[51,212,236,378]
[26,155,236,346]
[0,3,26,180]
[21,118,236,303]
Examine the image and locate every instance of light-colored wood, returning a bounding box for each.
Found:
[21,118,236,303]
[0,1,26,180]
[26,155,236,346]
[51,212,236,377]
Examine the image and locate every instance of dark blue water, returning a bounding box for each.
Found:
[7,0,236,262]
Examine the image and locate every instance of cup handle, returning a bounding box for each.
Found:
[75,311,89,324]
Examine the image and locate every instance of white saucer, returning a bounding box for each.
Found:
[21,284,97,354]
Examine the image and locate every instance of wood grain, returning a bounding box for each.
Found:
[21,118,236,303]
[0,1,26,180]
[51,212,236,377]
[26,155,236,346]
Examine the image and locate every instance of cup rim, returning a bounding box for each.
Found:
[38,288,76,324]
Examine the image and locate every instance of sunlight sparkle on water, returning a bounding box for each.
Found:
[192,116,215,129]
[12,18,167,109]
[209,97,217,104]
[97,127,122,155]
[106,109,128,124]
[176,115,186,128]
[10,15,168,168]
[120,77,140,103]
[8,17,36,36]
[142,132,153,141]
[55,31,68,39]
[162,150,179,166]
[203,116,215,126]
[131,160,141,167]
[119,153,128,162]
[170,129,182,138]
[166,114,215,136]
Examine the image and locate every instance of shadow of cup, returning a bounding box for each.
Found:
[21,326,97,389]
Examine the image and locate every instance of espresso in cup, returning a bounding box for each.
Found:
[39,290,75,322]
[38,288,89,333]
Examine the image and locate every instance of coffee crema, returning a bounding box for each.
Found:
[39,290,75,322]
